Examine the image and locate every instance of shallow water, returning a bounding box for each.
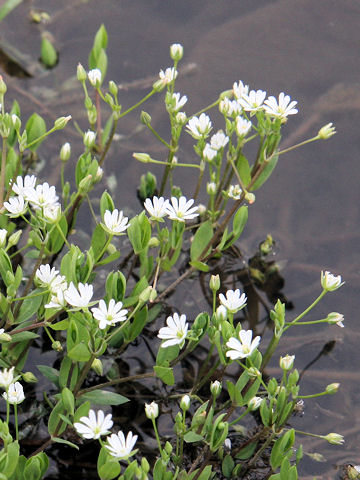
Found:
[1,0,360,478]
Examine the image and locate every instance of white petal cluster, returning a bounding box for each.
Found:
[321,271,344,292]
[159,67,178,85]
[186,113,212,139]
[0,367,15,388]
[3,381,25,404]
[144,196,170,221]
[106,431,138,459]
[219,289,247,314]
[226,330,261,360]
[12,175,36,197]
[145,401,159,420]
[45,289,67,310]
[210,130,229,150]
[233,80,249,100]
[170,43,183,60]
[228,185,242,200]
[74,409,113,439]
[239,89,267,113]
[165,196,199,222]
[4,195,27,217]
[64,282,93,308]
[236,116,252,137]
[91,299,128,329]
[203,144,218,162]
[24,182,59,210]
[219,97,242,117]
[169,92,188,112]
[263,92,298,120]
[0,229,7,248]
[103,209,130,235]
[158,312,188,348]
[35,264,62,289]
[88,68,102,87]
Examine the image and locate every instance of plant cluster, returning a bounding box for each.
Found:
[0,25,345,480]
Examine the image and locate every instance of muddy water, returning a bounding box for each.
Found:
[1,0,360,477]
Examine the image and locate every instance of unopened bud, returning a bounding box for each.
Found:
[91,358,103,376]
[325,383,340,394]
[0,332,11,342]
[180,394,190,411]
[84,130,96,148]
[279,354,295,371]
[326,312,344,327]
[207,182,217,195]
[245,192,256,204]
[209,274,220,292]
[148,237,160,248]
[215,305,227,322]
[54,115,71,130]
[248,396,262,411]
[324,432,344,445]
[139,286,154,303]
[22,371,38,383]
[78,174,93,194]
[52,341,62,352]
[145,401,159,420]
[88,68,102,87]
[77,63,87,82]
[133,152,151,163]
[247,367,261,379]
[7,230,22,248]
[0,229,7,248]
[60,142,71,162]
[140,111,152,125]
[318,122,336,140]
[0,76,7,94]
[109,80,118,97]
[175,112,187,125]
[170,43,183,61]
[210,380,222,398]
[11,114,21,130]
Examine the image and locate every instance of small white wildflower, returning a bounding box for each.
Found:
[239,89,267,112]
[0,229,6,248]
[158,312,188,348]
[103,209,130,235]
[74,409,113,439]
[105,431,138,459]
[43,204,61,223]
[279,354,295,371]
[0,367,15,389]
[210,130,229,150]
[144,196,170,221]
[321,271,344,292]
[45,289,67,310]
[35,265,59,288]
[228,184,242,200]
[248,396,262,411]
[263,92,298,120]
[88,68,102,87]
[318,122,336,140]
[64,282,93,308]
[25,182,59,210]
[3,382,25,404]
[233,80,249,100]
[327,312,344,328]
[166,196,199,222]
[169,92,187,112]
[170,43,183,61]
[186,113,212,139]
[324,433,344,445]
[219,289,247,314]
[226,330,261,360]
[159,67,178,85]
[203,144,217,162]
[91,299,128,330]
[175,111,187,124]
[12,175,36,197]
[145,401,159,420]
[4,195,27,217]
[236,116,252,136]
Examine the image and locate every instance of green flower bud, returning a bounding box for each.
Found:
[0,76,7,94]
[91,358,103,376]
[109,80,118,97]
[140,111,152,125]
[139,286,154,303]
[210,380,222,398]
[318,122,336,140]
[279,354,295,371]
[83,130,96,148]
[324,432,344,445]
[180,394,190,411]
[52,341,62,352]
[54,115,71,130]
[78,174,93,194]
[22,371,38,383]
[133,152,151,163]
[7,230,21,248]
[209,274,220,292]
[325,383,340,394]
[0,332,11,342]
[60,142,71,162]
[77,63,87,82]
[145,401,159,419]
[170,43,183,61]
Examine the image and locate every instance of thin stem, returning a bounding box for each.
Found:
[151,418,163,454]
[14,403,19,441]
[277,136,318,156]
[118,89,156,119]
[0,137,7,209]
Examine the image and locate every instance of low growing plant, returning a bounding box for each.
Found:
[0,25,345,480]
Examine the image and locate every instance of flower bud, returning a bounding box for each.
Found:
[318,122,336,140]
[324,432,344,445]
[148,237,160,248]
[11,114,21,130]
[347,465,360,480]
[0,332,11,342]
[245,192,256,204]
[224,438,232,450]
[0,76,7,94]
[321,271,344,292]
[248,396,262,411]
[109,80,118,97]
[140,111,152,125]
[91,358,103,376]
[247,366,261,379]
[180,394,190,411]
[326,312,344,327]
[77,63,87,82]
[94,166,103,183]
[207,182,217,195]
[279,354,295,371]
[139,286,155,303]
[145,401,159,420]
[22,371,38,383]
[209,274,220,292]
[133,152,151,163]
[210,380,222,398]
[7,230,21,248]
[84,130,96,148]
[78,174,93,194]
[170,43,183,61]
[60,142,71,162]
[88,68,102,87]
[54,115,71,130]
[325,383,340,394]
[198,204,207,215]
[52,341,63,352]
[215,305,227,322]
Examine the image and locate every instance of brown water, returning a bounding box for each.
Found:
[1,0,360,478]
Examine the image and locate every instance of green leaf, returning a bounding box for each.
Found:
[25,113,46,152]
[190,220,213,262]
[237,154,251,187]
[10,331,40,342]
[67,343,92,362]
[48,319,69,331]
[127,212,151,254]
[100,191,115,218]
[251,155,278,190]
[153,366,175,385]
[41,36,58,68]
[37,365,59,386]
[48,401,67,436]
[1,441,19,475]
[98,461,121,480]
[0,0,22,22]
[79,389,129,406]
[184,431,204,443]
[52,437,79,450]
[189,260,210,272]
[235,441,258,460]
[128,306,148,342]
[232,206,248,241]
[222,454,234,478]
[16,291,44,324]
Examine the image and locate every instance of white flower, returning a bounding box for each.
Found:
[203,144,217,162]
[226,330,261,360]
[25,182,59,210]
[35,264,59,288]
[103,209,130,235]
[4,195,27,217]
[219,289,247,314]
[279,354,295,371]
[210,130,229,150]
[45,289,67,310]
[88,68,102,87]
[105,431,138,459]
[219,98,242,116]
[180,394,191,411]
[233,80,249,100]
[0,367,15,388]
[215,305,227,322]
[3,382,25,404]
[170,43,183,60]
[84,130,96,148]
[0,229,6,248]
[263,92,298,120]
[43,204,61,223]
[327,312,344,328]
[236,116,252,136]
[145,401,159,420]
[159,67,178,85]
[228,184,242,200]
[74,409,113,439]
[144,196,170,221]
[239,89,267,112]
[158,312,188,348]
[321,271,344,292]
[186,113,212,139]
[166,196,199,222]
[91,299,128,329]
[248,396,262,411]
[64,282,93,308]
[12,175,36,197]
[169,92,188,112]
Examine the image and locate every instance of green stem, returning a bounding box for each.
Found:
[146,124,171,149]
[151,418,163,454]
[283,290,326,332]
[0,137,8,209]
[277,136,318,156]
[14,403,19,441]
[118,89,156,118]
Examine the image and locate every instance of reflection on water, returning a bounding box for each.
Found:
[1,0,360,477]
